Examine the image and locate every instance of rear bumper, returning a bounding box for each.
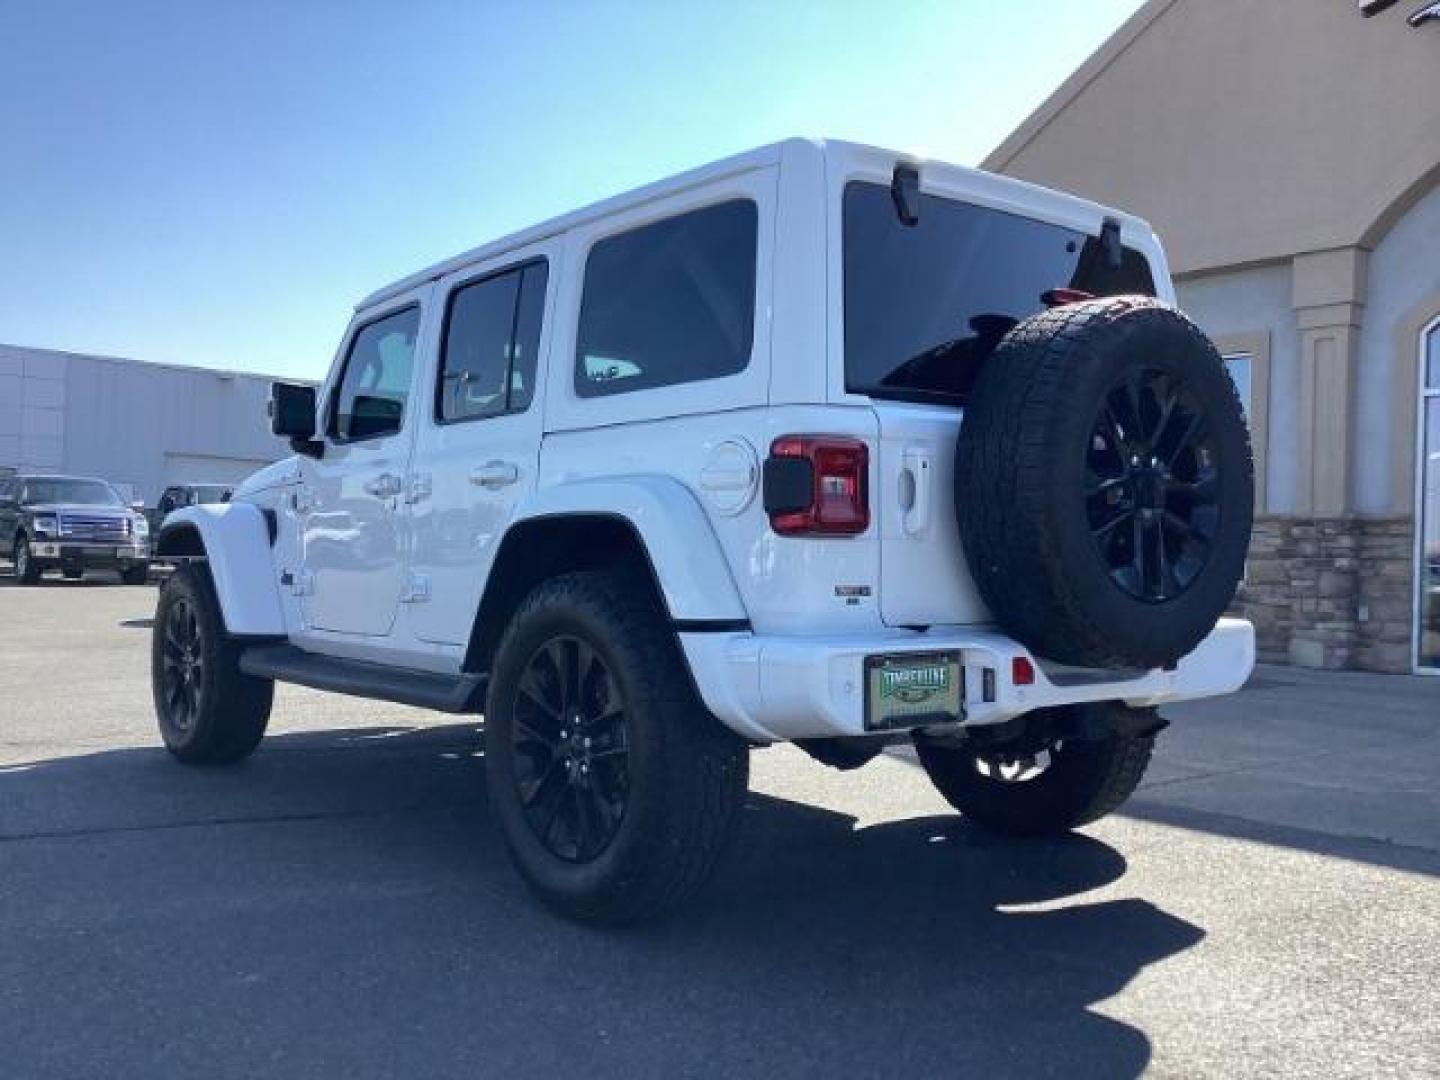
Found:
[680,618,1255,743]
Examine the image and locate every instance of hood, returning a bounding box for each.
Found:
[23,503,136,517]
[232,458,301,499]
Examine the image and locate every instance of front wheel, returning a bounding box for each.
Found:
[151,565,273,764]
[485,570,749,925]
[914,702,1156,836]
[14,535,41,584]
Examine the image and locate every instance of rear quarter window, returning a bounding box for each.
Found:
[575,200,757,398]
[843,181,1155,406]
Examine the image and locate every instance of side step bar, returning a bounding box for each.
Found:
[238,644,486,714]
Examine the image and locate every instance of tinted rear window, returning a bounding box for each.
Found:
[575,200,757,398]
[844,181,1155,405]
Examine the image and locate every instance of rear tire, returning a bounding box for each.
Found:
[14,535,41,584]
[151,564,272,764]
[914,703,1155,836]
[121,565,149,586]
[62,567,84,581]
[485,570,749,925]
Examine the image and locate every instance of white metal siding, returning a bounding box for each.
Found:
[0,344,303,504]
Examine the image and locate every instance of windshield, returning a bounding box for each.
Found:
[23,478,124,507]
[843,181,1157,406]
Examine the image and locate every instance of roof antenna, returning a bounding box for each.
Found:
[891,164,920,227]
[1100,216,1124,270]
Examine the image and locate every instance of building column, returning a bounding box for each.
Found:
[1283,248,1368,667]
[1293,247,1367,516]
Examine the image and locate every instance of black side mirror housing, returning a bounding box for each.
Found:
[270,382,324,458]
[270,382,316,438]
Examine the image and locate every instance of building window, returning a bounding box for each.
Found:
[1212,334,1271,512]
[1418,320,1440,672]
[1222,353,1253,421]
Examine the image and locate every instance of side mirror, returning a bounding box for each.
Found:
[270,382,324,458]
[270,382,316,438]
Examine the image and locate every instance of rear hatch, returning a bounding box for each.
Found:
[839,175,1159,628]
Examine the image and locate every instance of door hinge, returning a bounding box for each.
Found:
[405,472,432,504]
[399,573,431,604]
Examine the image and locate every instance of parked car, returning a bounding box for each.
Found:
[152,484,233,533]
[1,474,151,584]
[151,139,1255,923]
[157,484,233,517]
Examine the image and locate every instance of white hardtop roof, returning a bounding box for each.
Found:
[357,137,1154,313]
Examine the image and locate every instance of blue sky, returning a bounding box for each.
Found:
[0,0,1144,380]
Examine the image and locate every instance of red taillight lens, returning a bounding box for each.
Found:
[1011,656,1036,686]
[765,435,869,536]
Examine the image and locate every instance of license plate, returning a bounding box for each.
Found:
[864,651,963,731]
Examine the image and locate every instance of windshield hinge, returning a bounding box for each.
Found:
[1100,216,1124,270]
[891,164,921,227]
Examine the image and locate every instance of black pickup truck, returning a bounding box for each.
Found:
[0,474,151,584]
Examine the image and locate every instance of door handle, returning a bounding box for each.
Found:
[469,461,521,489]
[363,473,403,499]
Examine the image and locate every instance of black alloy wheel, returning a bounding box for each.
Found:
[159,596,205,738]
[484,569,748,924]
[1086,368,1220,602]
[510,635,631,863]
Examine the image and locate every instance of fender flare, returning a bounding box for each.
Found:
[508,475,748,623]
[155,503,286,637]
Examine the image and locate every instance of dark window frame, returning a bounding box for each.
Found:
[327,302,423,446]
[573,198,759,400]
[433,257,549,427]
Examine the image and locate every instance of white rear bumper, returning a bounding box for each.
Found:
[680,617,1255,743]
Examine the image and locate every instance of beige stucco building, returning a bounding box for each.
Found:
[986,0,1440,674]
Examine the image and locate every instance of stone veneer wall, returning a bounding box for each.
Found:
[1231,515,1415,673]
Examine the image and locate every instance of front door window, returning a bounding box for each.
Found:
[1419,322,1440,671]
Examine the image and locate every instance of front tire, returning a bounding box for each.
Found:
[151,564,273,764]
[485,570,749,925]
[914,703,1156,836]
[14,535,41,584]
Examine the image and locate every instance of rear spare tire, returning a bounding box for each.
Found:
[955,297,1252,669]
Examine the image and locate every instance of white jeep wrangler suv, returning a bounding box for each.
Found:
[151,139,1255,923]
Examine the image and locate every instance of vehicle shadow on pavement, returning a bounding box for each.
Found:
[0,724,1202,1080]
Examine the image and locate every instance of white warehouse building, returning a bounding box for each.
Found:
[0,343,299,505]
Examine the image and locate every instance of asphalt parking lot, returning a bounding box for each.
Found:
[2,576,1437,1079]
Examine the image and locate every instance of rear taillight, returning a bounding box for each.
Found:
[763,435,869,536]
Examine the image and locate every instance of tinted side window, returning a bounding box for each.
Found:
[437,260,547,423]
[843,182,1155,405]
[575,200,757,398]
[331,306,421,441]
